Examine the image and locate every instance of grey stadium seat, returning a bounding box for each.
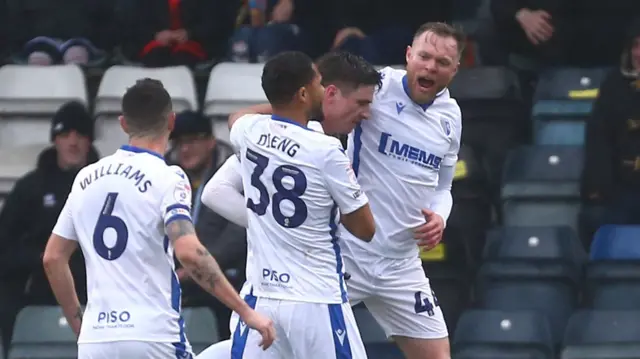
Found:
[182,307,220,355]
[453,309,553,359]
[204,63,266,143]
[94,65,198,155]
[0,65,87,148]
[562,310,640,359]
[8,306,77,359]
[501,146,583,231]
[0,143,49,196]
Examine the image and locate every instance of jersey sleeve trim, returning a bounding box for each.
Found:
[166,203,190,213]
[164,206,193,226]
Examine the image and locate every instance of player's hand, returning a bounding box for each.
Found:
[332,27,366,49]
[414,208,444,251]
[155,30,174,45]
[516,9,553,45]
[241,310,276,350]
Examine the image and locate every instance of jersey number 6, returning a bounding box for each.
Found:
[93,192,129,260]
[245,148,308,228]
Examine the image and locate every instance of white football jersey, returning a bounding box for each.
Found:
[52,145,193,345]
[230,114,368,304]
[343,66,462,259]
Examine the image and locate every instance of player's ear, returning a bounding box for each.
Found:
[405,45,412,64]
[324,84,337,102]
[167,112,176,133]
[297,86,307,104]
[119,115,129,135]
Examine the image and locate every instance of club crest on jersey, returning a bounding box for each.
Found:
[440,118,451,136]
[377,132,442,170]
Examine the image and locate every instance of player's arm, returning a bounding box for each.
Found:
[43,191,83,337]
[228,103,273,128]
[201,156,249,228]
[430,112,462,224]
[322,144,375,241]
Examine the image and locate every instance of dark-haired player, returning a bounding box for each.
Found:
[223,51,375,358]
[42,78,275,359]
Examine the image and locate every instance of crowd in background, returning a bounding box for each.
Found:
[1,0,640,356]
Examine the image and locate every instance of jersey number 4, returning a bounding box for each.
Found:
[245,148,308,228]
[93,192,128,261]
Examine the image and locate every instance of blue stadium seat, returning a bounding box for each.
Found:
[562,310,640,359]
[453,309,553,359]
[182,307,220,355]
[352,306,403,359]
[532,68,608,146]
[584,225,640,307]
[484,226,586,268]
[501,146,583,231]
[535,120,586,145]
[590,225,640,260]
[8,306,77,359]
[477,282,576,346]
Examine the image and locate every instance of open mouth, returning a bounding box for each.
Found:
[417,77,435,90]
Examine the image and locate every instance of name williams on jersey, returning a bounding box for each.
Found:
[79,163,152,193]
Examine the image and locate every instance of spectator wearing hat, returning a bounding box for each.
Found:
[167,110,246,340]
[0,101,99,354]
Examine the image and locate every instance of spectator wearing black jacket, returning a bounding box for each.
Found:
[0,101,98,354]
[580,20,640,242]
[167,111,246,340]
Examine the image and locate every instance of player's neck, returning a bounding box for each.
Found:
[271,108,309,128]
[128,137,168,158]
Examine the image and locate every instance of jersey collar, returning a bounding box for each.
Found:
[270,114,314,131]
[120,145,164,160]
[401,75,446,111]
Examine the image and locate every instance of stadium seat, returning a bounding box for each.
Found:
[584,225,640,307]
[591,283,640,310]
[0,65,88,148]
[501,146,583,231]
[448,67,527,189]
[352,306,403,359]
[484,226,586,269]
[182,307,220,355]
[590,225,640,260]
[477,282,576,346]
[535,121,586,146]
[453,309,553,359]
[203,63,266,117]
[0,143,47,196]
[94,66,198,155]
[532,68,608,146]
[562,310,640,359]
[8,306,77,359]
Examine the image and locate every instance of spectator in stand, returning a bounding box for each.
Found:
[228,0,304,63]
[330,0,448,65]
[0,101,98,355]
[5,0,115,65]
[489,0,569,65]
[581,19,640,234]
[167,111,246,339]
[122,0,234,67]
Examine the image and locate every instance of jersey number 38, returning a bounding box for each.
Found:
[245,148,308,228]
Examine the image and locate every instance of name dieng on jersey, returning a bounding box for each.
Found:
[377,132,442,170]
[79,163,152,193]
[257,133,300,157]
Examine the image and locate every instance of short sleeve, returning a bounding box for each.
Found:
[161,166,193,226]
[229,114,255,154]
[52,184,78,241]
[442,106,462,167]
[322,143,369,215]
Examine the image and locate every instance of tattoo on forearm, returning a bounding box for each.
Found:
[189,247,223,292]
[166,219,196,242]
